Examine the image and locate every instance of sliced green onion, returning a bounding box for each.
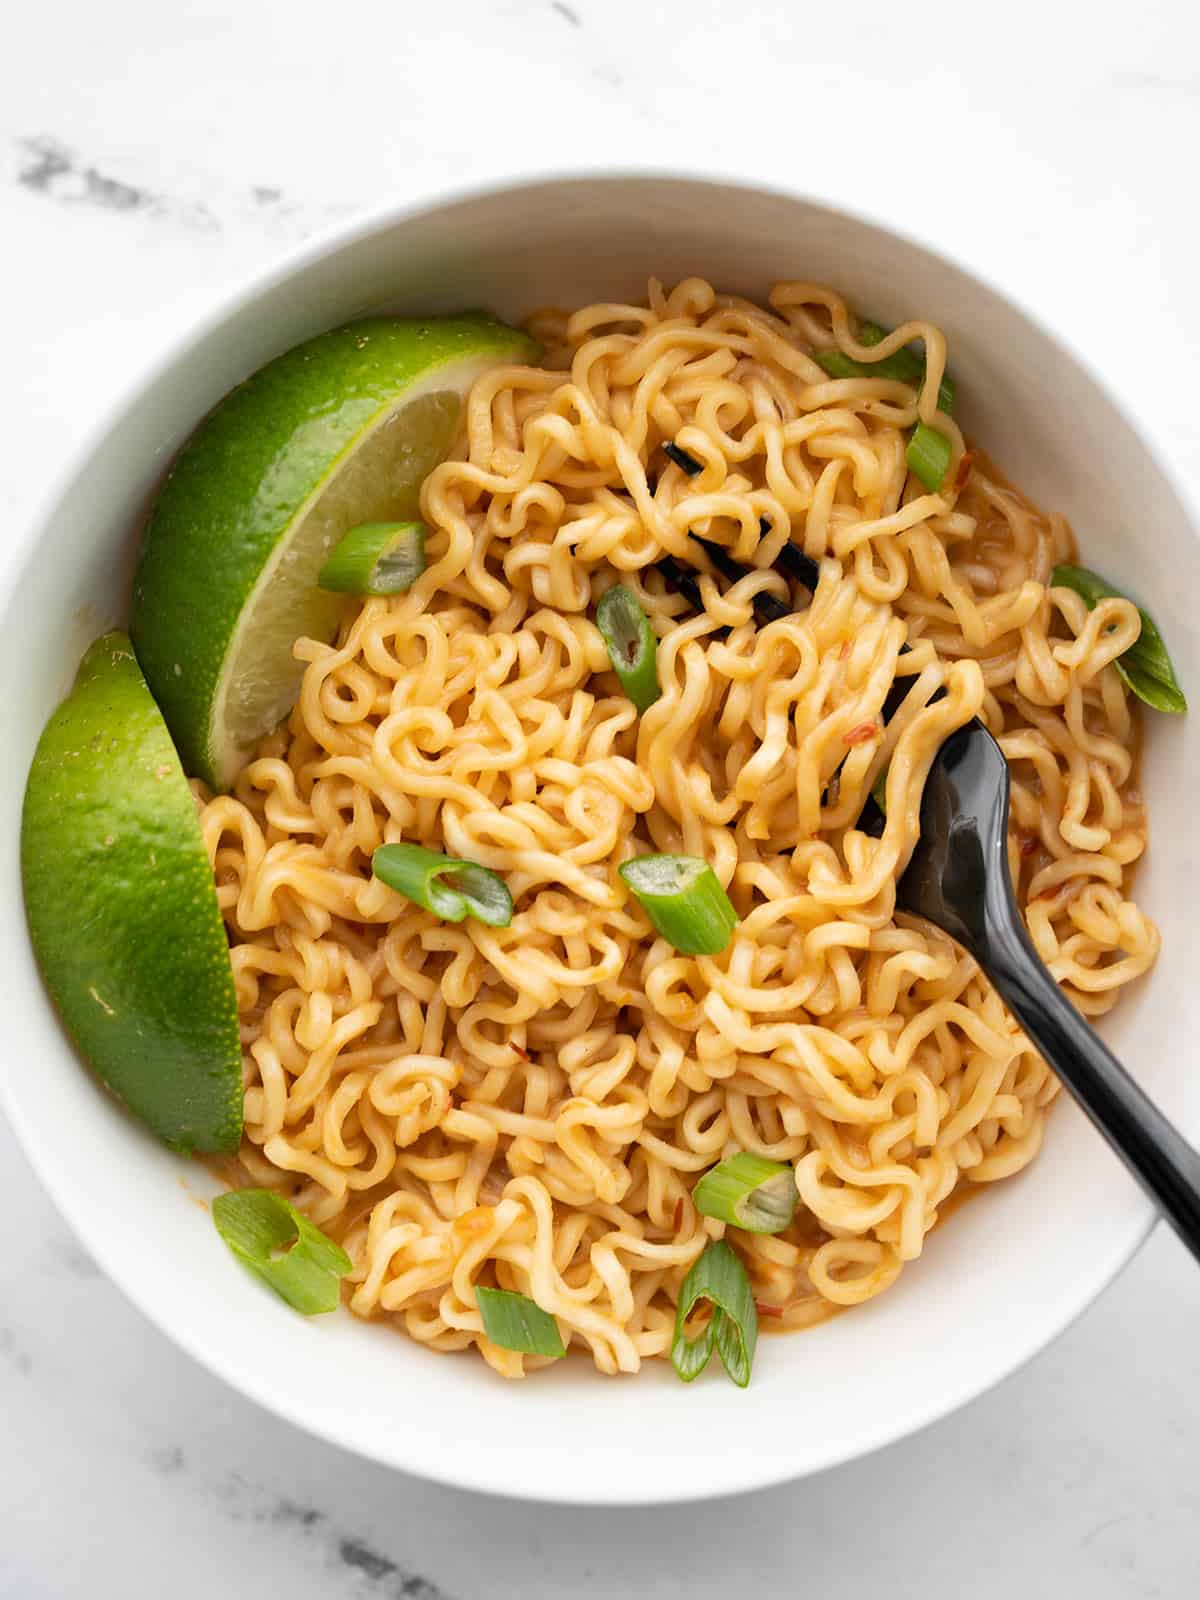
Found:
[212,1189,350,1315]
[1051,564,1187,713]
[861,320,956,412]
[318,521,426,595]
[475,1286,565,1358]
[596,585,660,713]
[619,854,737,955]
[818,322,955,413]
[692,1152,797,1234]
[870,763,889,814]
[814,348,873,381]
[373,843,514,925]
[671,1239,758,1387]
[817,342,930,393]
[1114,660,1188,715]
[857,320,925,380]
[906,423,953,493]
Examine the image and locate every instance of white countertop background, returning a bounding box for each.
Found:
[4,1,1200,1593]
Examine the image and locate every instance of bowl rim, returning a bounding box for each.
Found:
[2,163,1185,1503]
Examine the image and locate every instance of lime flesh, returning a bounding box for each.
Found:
[220,388,457,759]
[21,633,242,1153]
[130,315,537,790]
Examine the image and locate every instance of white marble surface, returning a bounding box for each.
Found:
[4,0,1200,1593]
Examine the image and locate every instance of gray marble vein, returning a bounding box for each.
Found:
[14,135,218,228]
[7,134,351,244]
[128,1451,459,1599]
[45,1233,101,1280]
[0,1326,34,1377]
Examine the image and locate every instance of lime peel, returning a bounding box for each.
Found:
[131,314,538,789]
[21,631,242,1153]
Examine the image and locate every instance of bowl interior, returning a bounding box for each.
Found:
[3,176,1198,1504]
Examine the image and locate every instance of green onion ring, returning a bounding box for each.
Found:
[692,1152,797,1234]
[373,843,514,926]
[475,1286,566,1358]
[671,1239,758,1387]
[618,854,737,956]
[212,1189,350,1315]
[318,521,426,595]
[596,585,660,713]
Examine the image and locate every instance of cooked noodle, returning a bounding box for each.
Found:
[198,278,1158,1377]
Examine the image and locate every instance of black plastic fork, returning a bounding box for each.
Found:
[903,720,1200,1262]
[654,499,1200,1259]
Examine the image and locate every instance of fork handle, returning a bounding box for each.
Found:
[982,916,1200,1264]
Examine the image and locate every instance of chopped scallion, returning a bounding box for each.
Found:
[692,1152,797,1234]
[619,854,737,955]
[596,585,660,713]
[318,521,426,595]
[817,343,933,394]
[663,441,703,477]
[475,1286,565,1358]
[212,1189,350,1315]
[870,764,889,813]
[857,320,925,381]
[814,348,873,381]
[1051,564,1186,713]
[817,321,954,412]
[373,843,514,925]
[671,1239,758,1387]
[906,423,953,493]
[861,320,955,412]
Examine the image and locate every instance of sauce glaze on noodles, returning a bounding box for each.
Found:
[198,278,1157,1377]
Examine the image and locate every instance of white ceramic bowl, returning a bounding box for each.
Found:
[4,174,1199,1506]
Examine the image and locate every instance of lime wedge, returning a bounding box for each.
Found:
[130,314,537,789]
[21,633,242,1153]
